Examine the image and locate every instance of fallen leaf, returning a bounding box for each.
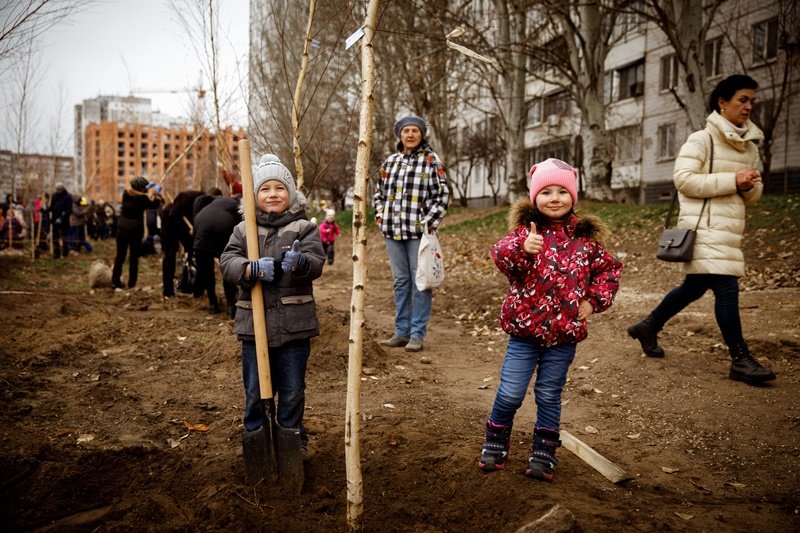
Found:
[76,434,95,444]
[167,438,181,448]
[626,433,641,439]
[593,388,603,394]
[589,358,598,363]
[478,384,490,390]
[578,365,590,370]
[661,466,680,474]
[177,336,187,341]
[584,426,598,434]
[382,403,395,409]
[394,365,406,370]
[56,429,73,437]
[184,422,209,432]
[482,377,493,382]
[675,512,693,520]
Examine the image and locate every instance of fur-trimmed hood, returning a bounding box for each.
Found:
[508,199,611,245]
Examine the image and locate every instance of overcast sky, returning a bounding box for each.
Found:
[2,0,249,156]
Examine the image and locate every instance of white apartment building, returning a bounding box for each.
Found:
[452,0,799,205]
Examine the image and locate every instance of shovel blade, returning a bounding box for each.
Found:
[275,426,304,493]
[242,424,277,485]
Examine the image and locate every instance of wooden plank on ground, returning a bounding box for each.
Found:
[560,430,632,484]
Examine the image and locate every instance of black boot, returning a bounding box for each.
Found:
[479,421,512,472]
[525,427,561,481]
[627,315,665,357]
[729,344,776,385]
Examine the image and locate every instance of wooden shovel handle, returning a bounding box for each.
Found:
[238,140,273,399]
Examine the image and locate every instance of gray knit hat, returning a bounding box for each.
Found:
[252,154,296,205]
[394,115,427,137]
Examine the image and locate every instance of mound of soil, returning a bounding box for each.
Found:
[0,212,798,531]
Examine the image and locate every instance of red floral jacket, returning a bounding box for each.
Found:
[492,200,622,346]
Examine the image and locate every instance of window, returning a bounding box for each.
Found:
[753,17,778,64]
[612,10,640,40]
[527,98,542,126]
[606,60,645,102]
[543,91,569,120]
[660,55,679,91]
[657,124,676,159]
[704,37,722,78]
[612,126,641,161]
[527,139,571,169]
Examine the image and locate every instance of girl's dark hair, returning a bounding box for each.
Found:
[708,74,758,113]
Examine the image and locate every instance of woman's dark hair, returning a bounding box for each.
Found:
[708,74,758,113]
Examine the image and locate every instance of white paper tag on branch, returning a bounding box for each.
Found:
[345,27,365,50]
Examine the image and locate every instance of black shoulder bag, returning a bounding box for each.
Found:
[656,134,711,262]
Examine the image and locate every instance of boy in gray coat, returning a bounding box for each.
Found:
[220,154,325,450]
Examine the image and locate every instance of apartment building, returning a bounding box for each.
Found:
[82,122,246,203]
[0,150,75,202]
[453,0,798,205]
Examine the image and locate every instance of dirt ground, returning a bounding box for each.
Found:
[1,206,798,532]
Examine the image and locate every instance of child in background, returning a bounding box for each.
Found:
[220,154,325,452]
[479,158,622,481]
[318,208,342,265]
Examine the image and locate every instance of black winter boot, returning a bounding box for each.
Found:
[479,421,512,472]
[627,315,665,357]
[525,427,561,482]
[729,344,776,385]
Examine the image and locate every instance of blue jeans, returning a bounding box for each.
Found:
[384,237,432,340]
[489,336,576,431]
[651,274,743,347]
[241,339,310,433]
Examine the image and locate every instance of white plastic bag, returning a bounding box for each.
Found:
[415,225,445,291]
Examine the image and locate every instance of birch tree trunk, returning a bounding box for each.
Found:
[292,0,316,191]
[346,0,380,530]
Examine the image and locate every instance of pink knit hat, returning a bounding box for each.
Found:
[529,158,578,205]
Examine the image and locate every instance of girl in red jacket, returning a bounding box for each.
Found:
[479,158,622,481]
[318,208,341,265]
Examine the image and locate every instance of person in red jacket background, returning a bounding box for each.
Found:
[318,208,341,265]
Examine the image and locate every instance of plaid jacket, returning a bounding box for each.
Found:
[374,141,450,240]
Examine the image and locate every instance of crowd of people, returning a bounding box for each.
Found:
[0,186,118,255]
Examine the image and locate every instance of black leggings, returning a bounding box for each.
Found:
[112,228,144,288]
[651,274,743,347]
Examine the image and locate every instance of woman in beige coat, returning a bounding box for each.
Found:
[628,74,775,385]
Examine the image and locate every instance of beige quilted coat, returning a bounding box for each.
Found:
[673,111,763,277]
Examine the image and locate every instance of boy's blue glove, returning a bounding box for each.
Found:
[249,257,275,283]
[281,240,308,273]
[146,181,163,194]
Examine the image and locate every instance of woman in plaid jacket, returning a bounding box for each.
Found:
[374,115,450,352]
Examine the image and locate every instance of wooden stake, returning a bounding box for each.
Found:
[560,430,631,484]
[345,1,380,531]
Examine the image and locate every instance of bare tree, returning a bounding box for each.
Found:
[3,32,41,203]
[526,1,621,201]
[0,0,92,76]
[171,0,242,188]
[249,0,362,200]
[638,0,725,131]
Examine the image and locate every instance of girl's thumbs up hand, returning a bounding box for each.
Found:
[523,222,543,255]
